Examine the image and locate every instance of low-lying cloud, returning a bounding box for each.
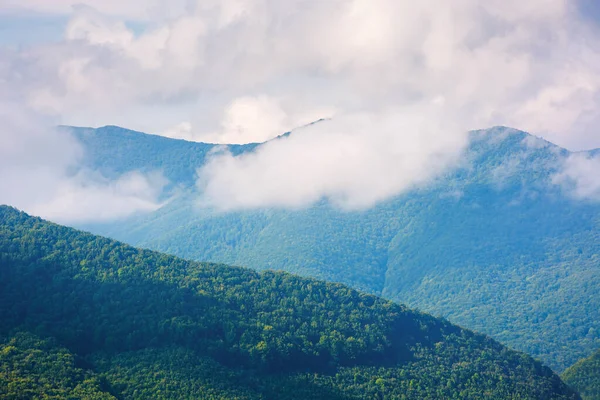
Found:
[197,106,468,210]
[0,106,168,223]
[553,153,600,201]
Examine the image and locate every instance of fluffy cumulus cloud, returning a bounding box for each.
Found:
[7,0,600,146]
[2,0,600,213]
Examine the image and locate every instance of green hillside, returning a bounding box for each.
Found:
[0,332,116,399]
[72,125,600,372]
[0,205,579,399]
[563,350,600,400]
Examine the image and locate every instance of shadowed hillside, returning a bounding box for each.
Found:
[0,205,580,399]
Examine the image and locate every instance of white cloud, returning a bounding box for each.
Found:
[65,5,135,47]
[3,0,600,148]
[161,96,290,143]
[552,153,600,201]
[197,105,468,210]
[163,121,195,141]
[3,0,600,215]
[0,105,169,223]
[216,96,292,144]
[162,95,337,144]
[29,170,169,223]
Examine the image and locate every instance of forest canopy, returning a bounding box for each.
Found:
[0,205,580,399]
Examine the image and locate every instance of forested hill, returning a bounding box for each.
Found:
[0,205,579,399]
[563,350,600,400]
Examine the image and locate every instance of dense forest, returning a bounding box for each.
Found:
[74,125,600,371]
[0,205,580,399]
[563,350,600,400]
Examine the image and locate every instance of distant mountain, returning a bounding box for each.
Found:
[66,125,260,187]
[0,205,580,399]
[69,125,600,371]
[563,349,600,400]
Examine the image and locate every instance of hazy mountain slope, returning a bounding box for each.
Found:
[562,349,600,400]
[0,205,580,399]
[69,125,600,371]
[69,125,258,186]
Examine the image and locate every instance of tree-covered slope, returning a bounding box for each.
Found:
[563,350,600,400]
[0,205,580,399]
[0,332,115,399]
[70,125,600,372]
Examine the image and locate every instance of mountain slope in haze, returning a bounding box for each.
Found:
[69,125,600,371]
[0,206,581,399]
[67,125,259,187]
[563,350,600,400]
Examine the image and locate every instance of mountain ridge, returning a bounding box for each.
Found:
[63,123,593,153]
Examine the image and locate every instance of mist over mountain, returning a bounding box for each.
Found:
[65,124,600,372]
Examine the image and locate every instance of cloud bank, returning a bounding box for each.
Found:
[5,1,600,148]
[3,0,600,214]
[198,106,467,210]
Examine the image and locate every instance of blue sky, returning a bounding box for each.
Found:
[579,0,600,22]
[0,13,65,46]
[0,8,150,46]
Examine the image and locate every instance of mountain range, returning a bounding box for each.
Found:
[68,124,600,372]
